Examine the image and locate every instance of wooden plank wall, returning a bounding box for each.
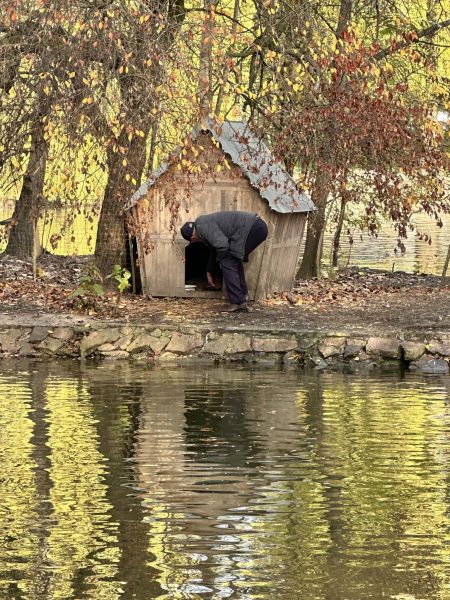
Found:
[255,213,306,299]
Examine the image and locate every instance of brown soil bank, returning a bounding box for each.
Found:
[0,255,449,372]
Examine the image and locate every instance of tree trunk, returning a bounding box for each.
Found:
[5,123,47,258]
[298,0,352,278]
[298,172,331,278]
[94,136,147,278]
[214,0,239,116]
[332,197,347,268]
[198,0,216,117]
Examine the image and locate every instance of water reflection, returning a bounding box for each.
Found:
[0,362,449,599]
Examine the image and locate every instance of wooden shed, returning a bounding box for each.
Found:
[125,119,315,300]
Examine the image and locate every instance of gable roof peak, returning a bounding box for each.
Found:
[125,118,315,214]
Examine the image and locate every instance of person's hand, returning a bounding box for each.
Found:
[207,272,217,288]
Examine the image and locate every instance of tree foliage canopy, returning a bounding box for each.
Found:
[0,0,449,276]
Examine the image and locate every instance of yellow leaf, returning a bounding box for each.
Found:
[44,85,50,95]
[122,158,127,166]
[69,71,76,78]
[12,156,20,168]
[216,164,222,172]
[125,173,131,181]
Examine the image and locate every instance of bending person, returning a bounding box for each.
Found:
[181,211,268,312]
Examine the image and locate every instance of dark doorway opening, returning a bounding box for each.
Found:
[125,232,142,294]
[185,242,222,292]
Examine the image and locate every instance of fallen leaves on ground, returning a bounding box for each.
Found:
[0,255,448,330]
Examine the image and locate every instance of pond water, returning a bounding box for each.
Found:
[1,361,450,600]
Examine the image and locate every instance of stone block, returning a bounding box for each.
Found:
[0,329,28,353]
[51,327,74,341]
[365,337,401,359]
[202,333,252,355]
[117,334,133,350]
[18,342,36,356]
[120,326,134,336]
[80,328,121,358]
[98,343,118,353]
[38,337,64,354]
[402,341,426,361]
[150,337,170,354]
[28,326,51,343]
[127,332,169,354]
[165,332,204,354]
[411,356,449,374]
[252,337,297,353]
[318,337,346,358]
[427,338,450,357]
[102,351,130,360]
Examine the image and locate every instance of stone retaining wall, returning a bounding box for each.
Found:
[0,323,449,373]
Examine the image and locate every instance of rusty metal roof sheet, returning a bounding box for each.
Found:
[125,118,315,213]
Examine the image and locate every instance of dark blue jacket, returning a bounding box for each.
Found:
[195,211,258,262]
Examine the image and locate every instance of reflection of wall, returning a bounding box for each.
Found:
[134,369,254,522]
[132,368,329,598]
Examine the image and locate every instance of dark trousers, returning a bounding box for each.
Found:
[220,218,268,305]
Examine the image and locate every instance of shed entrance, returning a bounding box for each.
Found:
[185,242,222,293]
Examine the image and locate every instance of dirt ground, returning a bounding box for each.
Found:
[0,254,448,336]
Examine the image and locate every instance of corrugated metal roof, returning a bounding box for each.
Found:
[125,118,315,213]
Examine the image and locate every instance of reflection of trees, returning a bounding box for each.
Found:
[44,362,121,600]
[0,360,125,600]
[2,361,450,600]
[0,362,40,599]
[82,361,162,600]
[297,372,450,599]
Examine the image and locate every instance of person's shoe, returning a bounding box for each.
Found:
[220,303,249,313]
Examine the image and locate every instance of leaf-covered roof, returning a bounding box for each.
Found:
[125,118,315,214]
